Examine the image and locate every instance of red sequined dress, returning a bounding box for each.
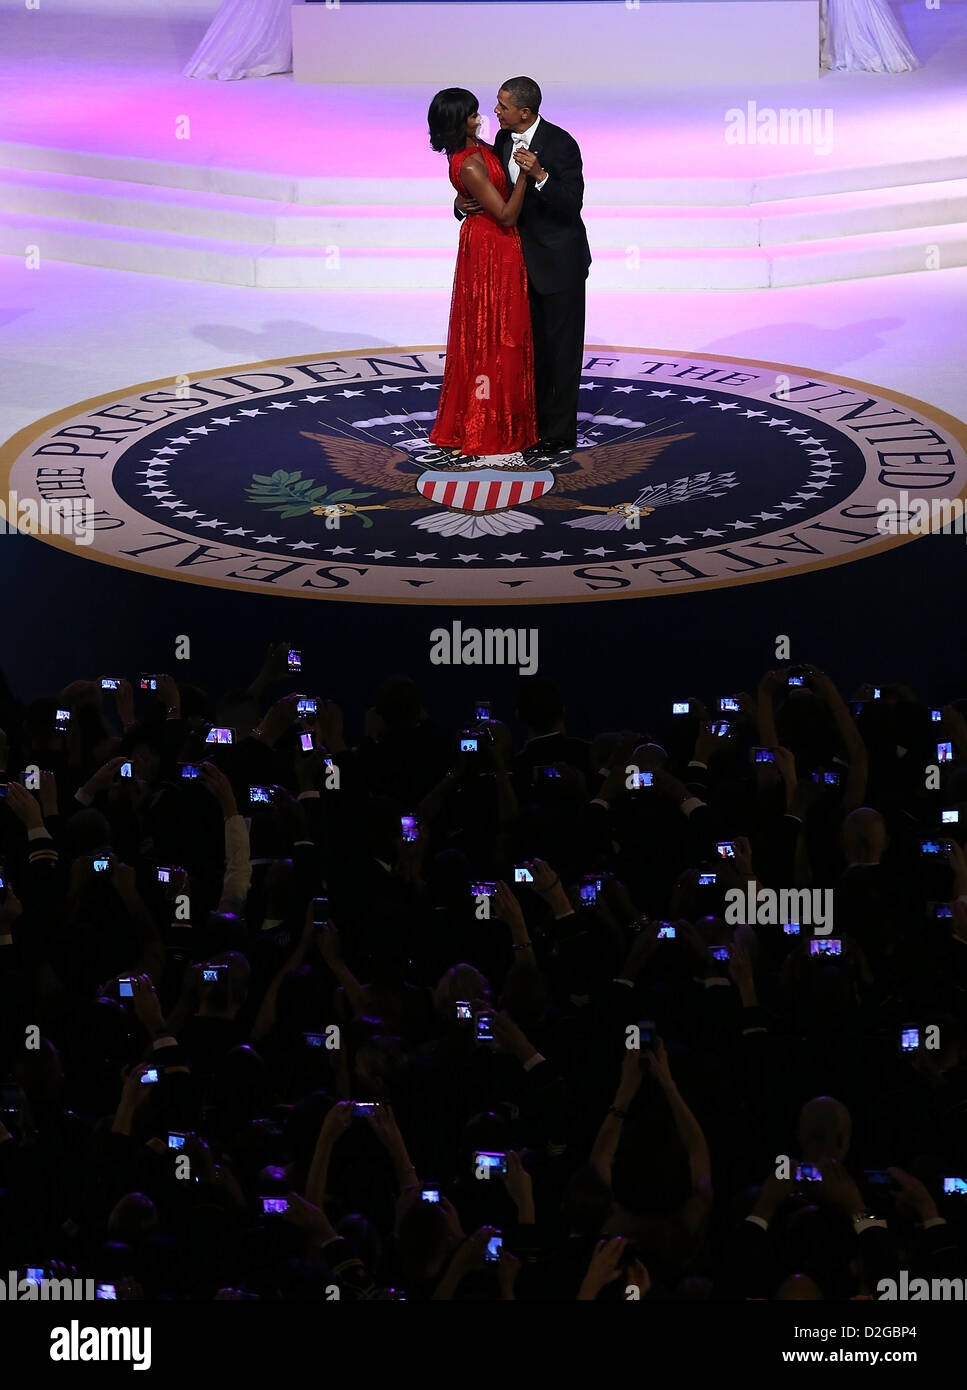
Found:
[429,143,537,457]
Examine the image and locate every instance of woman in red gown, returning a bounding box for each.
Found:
[427,89,537,461]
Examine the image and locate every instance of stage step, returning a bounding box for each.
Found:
[3,166,967,252]
[2,204,966,289]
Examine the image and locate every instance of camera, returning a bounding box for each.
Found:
[118,976,135,999]
[672,701,691,715]
[942,1177,967,1196]
[629,770,653,789]
[715,841,736,859]
[794,1163,822,1183]
[455,1001,472,1021]
[180,763,201,780]
[100,678,120,691]
[297,698,317,716]
[719,697,740,713]
[249,785,274,805]
[205,726,234,745]
[920,838,952,856]
[288,649,302,672]
[697,872,717,887]
[300,731,314,753]
[485,1233,503,1262]
[657,924,676,940]
[352,1102,377,1117]
[262,1197,289,1215]
[167,1132,187,1150]
[93,858,111,874]
[900,1026,919,1052]
[937,742,953,764]
[303,1031,325,1048]
[421,1188,441,1204]
[809,938,842,956]
[471,881,497,899]
[140,676,158,691]
[401,814,418,843]
[751,748,775,765]
[513,865,534,883]
[474,700,491,721]
[120,761,132,779]
[475,1014,495,1042]
[140,1068,160,1085]
[474,1150,507,1176]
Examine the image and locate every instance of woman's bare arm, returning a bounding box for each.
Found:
[460,154,529,227]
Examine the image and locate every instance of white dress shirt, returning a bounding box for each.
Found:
[508,116,549,190]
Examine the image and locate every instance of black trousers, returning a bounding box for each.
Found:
[528,277,586,449]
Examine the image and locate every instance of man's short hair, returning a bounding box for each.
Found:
[501,76,542,115]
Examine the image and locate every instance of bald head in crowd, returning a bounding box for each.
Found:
[797,1095,852,1162]
[842,807,888,865]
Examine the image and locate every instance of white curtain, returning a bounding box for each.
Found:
[184,0,292,80]
[820,0,920,73]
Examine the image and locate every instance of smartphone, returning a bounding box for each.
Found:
[202,965,227,984]
[180,763,201,780]
[535,765,562,780]
[795,1163,822,1183]
[92,858,111,874]
[475,1014,495,1042]
[297,698,317,716]
[629,770,653,789]
[810,938,842,956]
[752,748,775,765]
[401,814,418,844]
[474,701,491,721]
[938,742,954,764]
[205,727,234,745]
[303,1031,325,1048]
[709,945,729,962]
[787,668,806,688]
[288,649,302,672]
[657,924,676,940]
[872,687,882,700]
[140,1068,159,1085]
[920,838,951,856]
[455,1001,472,1021]
[672,701,691,715]
[474,1150,507,1176]
[930,708,943,723]
[118,976,135,999]
[513,866,534,883]
[140,676,158,691]
[942,810,960,825]
[698,872,717,887]
[900,1026,920,1052]
[300,731,315,753]
[421,1188,441,1204]
[249,785,273,805]
[262,1197,289,1215]
[711,721,732,738]
[719,697,740,713]
[167,1132,187,1150]
[352,1102,377,1117]
[471,881,497,899]
[460,734,479,754]
[783,922,801,936]
[95,1283,118,1300]
[485,1233,503,1263]
[55,708,71,731]
[157,866,173,885]
[100,678,120,691]
[579,880,598,905]
[25,1267,45,1284]
[942,1177,967,1196]
[715,841,736,859]
[810,770,841,787]
[120,761,132,779]
[312,897,329,926]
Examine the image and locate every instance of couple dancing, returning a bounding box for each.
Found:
[427,77,591,467]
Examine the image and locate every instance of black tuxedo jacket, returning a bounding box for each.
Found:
[455,118,592,296]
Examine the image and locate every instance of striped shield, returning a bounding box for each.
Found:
[416,468,554,513]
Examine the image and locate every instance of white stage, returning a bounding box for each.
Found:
[292,0,821,85]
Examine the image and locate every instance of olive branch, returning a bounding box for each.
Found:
[245,470,376,526]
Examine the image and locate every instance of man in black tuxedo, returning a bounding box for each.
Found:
[456,77,591,454]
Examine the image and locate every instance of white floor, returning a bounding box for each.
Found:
[3,255,966,448]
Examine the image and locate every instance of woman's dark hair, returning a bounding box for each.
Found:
[428,87,478,157]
